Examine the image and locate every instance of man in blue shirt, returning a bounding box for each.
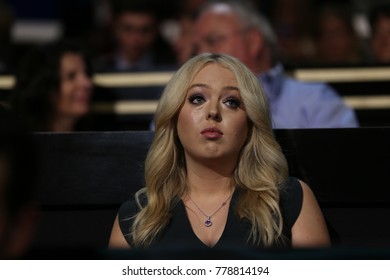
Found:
[193,1,358,128]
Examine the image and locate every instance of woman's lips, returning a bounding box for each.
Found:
[201,127,223,139]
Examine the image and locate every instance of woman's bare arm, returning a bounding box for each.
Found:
[291,180,331,247]
[108,215,131,249]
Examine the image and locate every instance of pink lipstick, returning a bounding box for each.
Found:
[201,127,223,139]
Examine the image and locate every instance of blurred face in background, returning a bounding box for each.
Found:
[372,15,390,62]
[115,12,157,62]
[317,11,358,63]
[194,8,258,72]
[53,53,92,121]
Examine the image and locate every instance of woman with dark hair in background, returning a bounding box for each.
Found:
[11,41,93,132]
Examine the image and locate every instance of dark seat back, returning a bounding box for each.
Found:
[32,129,390,249]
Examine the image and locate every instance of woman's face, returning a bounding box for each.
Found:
[372,15,390,62]
[53,53,92,119]
[177,63,248,163]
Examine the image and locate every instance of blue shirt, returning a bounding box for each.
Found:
[259,64,359,128]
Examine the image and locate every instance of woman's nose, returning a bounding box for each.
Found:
[207,102,221,121]
[79,74,93,91]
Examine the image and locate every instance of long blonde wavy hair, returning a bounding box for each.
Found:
[131,53,288,247]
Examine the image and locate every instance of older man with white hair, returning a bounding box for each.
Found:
[193,0,358,128]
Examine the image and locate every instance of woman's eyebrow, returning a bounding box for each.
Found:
[188,83,211,90]
[188,84,239,91]
[223,86,239,91]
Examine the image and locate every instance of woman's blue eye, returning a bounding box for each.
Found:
[224,98,241,108]
[188,94,205,104]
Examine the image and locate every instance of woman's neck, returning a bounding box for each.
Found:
[185,157,236,199]
[49,115,77,132]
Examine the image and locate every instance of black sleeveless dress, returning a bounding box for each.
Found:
[118,177,303,251]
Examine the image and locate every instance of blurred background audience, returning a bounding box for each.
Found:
[0,0,389,130]
[10,41,93,132]
[0,0,14,74]
[160,0,207,64]
[313,2,365,65]
[369,2,390,63]
[1,0,386,70]
[271,0,316,65]
[94,0,176,72]
[191,0,358,128]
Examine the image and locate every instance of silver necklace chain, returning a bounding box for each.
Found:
[188,192,233,227]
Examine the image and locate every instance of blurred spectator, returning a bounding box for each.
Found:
[0,0,14,74]
[95,0,176,72]
[369,2,390,63]
[11,41,93,132]
[166,0,275,65]
[313,3,362,64]
[172,15,197,64]
[162,0,206,65]
[272,0,315,65]
[168,0,207,64]
[192,0,358,128]
[0,105,38,258]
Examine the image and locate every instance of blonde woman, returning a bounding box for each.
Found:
[109,53,330,250]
